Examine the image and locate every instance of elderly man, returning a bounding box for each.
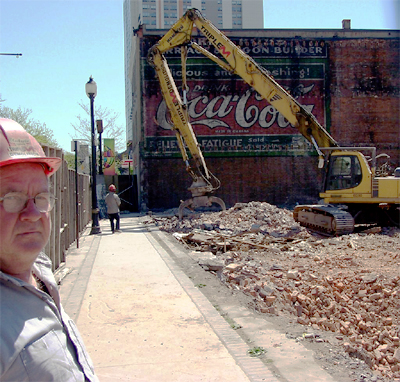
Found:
[0,118,98,381]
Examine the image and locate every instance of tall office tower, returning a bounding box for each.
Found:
[124,0,264,30]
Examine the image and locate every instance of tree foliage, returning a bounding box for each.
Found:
[63,151,76,169]
[71,101,125,152]
[0,99,59,148]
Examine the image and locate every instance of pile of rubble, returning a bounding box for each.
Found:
[147,201,400,380]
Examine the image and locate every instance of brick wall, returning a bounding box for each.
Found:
[329,39,400,165]
[141,35,399,211]
[144,155,322,210]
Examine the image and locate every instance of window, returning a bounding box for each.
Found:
[326,155,363,190]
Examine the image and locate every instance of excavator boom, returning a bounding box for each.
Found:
[147,8,338,219]
[152,8,338,152]
[147,49,209,178]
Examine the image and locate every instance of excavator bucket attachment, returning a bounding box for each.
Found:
[178,196,226,220]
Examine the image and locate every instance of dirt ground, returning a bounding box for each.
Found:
[144,201,400,382]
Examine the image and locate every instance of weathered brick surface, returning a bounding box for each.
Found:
[145,156,323,209]
[328,39,400,162]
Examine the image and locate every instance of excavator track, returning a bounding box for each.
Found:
[293,204,354,236]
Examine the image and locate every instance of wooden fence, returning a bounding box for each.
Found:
[42,146,91,271]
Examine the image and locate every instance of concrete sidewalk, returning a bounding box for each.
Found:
[59,215,338,382]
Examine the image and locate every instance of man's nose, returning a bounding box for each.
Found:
[20,198,42,221]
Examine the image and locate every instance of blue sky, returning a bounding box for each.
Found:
[264,0,398,29]
[0,0,398,153]
[0,0,125,152]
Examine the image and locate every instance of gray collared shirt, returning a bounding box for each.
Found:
[105,192,121,214]
[0,253,99,381]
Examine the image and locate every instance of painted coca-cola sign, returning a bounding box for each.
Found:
[143,36,328,157]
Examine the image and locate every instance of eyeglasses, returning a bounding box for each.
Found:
[0,192,56,213]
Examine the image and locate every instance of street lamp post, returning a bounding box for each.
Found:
[85,76,101,234]
[73,140,80,248]
[96,119,104,175]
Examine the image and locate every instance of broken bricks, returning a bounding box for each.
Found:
[145,201,400,380]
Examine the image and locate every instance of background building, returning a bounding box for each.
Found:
[123,2,400,212]
[124,0,263,30]
[123,0,263,152]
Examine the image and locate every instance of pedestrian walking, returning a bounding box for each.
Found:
[0,118,99,381]
[105,184,121,233]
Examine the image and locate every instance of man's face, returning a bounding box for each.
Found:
[0,163,51,277]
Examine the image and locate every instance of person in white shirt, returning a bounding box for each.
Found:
[105,184,121,233]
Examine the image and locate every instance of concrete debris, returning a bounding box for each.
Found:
[145,201,400,380]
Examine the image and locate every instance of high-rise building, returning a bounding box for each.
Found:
[124,0,264,30]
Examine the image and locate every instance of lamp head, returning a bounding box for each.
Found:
[85,76,97,98]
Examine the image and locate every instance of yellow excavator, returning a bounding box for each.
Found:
[147,8,400,234]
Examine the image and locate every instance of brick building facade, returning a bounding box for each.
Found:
[128,25,399,211]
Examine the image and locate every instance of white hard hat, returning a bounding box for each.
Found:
[0,118,62,176]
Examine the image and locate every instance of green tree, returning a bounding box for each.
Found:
[64,151,76,169]
[71,101,125,152]
[0,101,59,148]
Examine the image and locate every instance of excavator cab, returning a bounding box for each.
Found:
[325,154,363,191]
[320,148,374,199]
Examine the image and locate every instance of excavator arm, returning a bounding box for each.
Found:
[147,26,226,218]
[147,8,339,218]
[147,49,209,180]
[150,9,338,153]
